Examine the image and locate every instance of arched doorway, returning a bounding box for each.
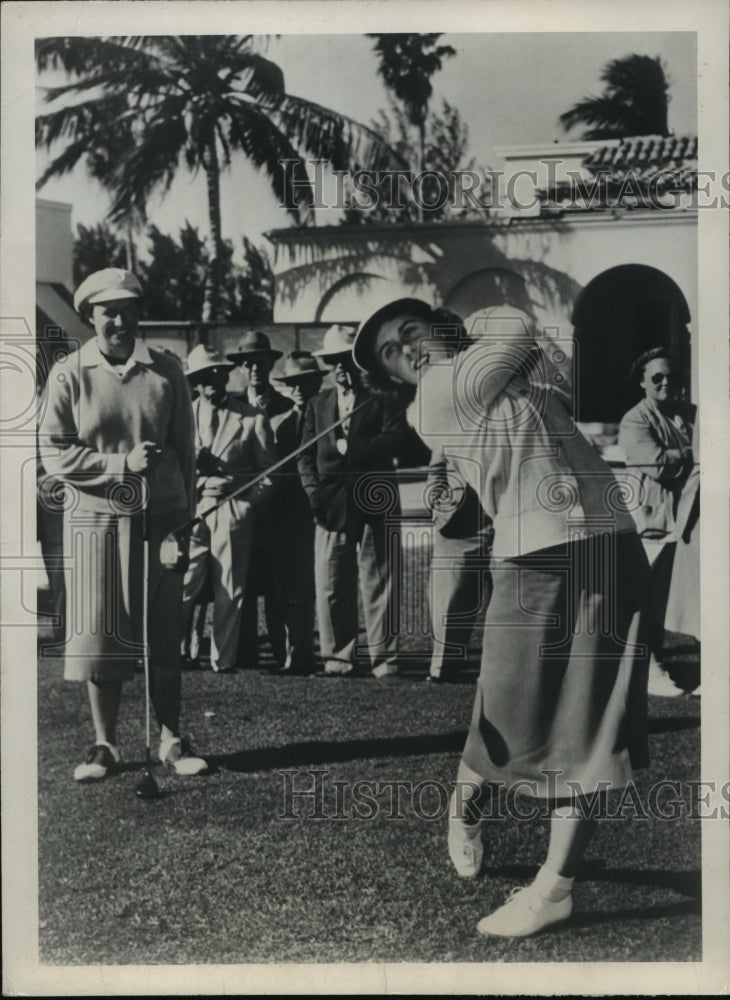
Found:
[572,265,691,423]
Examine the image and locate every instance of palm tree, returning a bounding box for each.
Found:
[36,35,405,321]
[368,34,456,202]
[559,54,670,140]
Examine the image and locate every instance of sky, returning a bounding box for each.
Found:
[35,31,697,257]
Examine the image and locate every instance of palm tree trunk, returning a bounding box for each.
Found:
[417,119,426,223]
[123,219,137,274]
[201,139,223,324]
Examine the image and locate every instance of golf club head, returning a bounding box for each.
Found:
[135,766,161,800]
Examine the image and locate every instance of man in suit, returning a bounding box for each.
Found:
[298,325,406,678]
[267,352,326,675]
[182,344,277,673]
[227,331,294,671]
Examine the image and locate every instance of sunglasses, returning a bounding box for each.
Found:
[649,372,675,386]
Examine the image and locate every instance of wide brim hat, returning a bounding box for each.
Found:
[185,343,234,380]
[226,330,282,362]
[352,298,434,372]
[313,324,358,360]
[74,268,143,314]
[273,352,325,384]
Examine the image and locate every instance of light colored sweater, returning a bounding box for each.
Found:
[40,337,195,516]
[408,340,636,559]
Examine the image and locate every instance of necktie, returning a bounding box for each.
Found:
[203,404,219,449]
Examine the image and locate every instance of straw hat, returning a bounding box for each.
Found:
[313,324,358,359]
[185,344,234,381]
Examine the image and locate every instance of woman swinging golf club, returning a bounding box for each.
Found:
[353,300,651,938]
[40,268,207,783]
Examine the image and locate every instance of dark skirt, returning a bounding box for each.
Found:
[462,531,650,797]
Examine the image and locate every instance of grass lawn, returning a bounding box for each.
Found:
[36,579,702,966]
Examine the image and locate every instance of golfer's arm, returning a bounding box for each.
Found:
[39,376,127,488]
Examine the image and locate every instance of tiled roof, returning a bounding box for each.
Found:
[583,135,697,171]
[538,134,697,215]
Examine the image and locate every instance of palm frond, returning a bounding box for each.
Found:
[271,93,408,172]
[221,104,311,220]
[108,114,187,223]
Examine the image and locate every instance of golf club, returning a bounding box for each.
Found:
[160,396,376,572]
[136,500,161,800]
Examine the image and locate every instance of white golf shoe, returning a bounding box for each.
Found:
[159,737,208,776]
[73,742,121,782]
[477,884,573,938]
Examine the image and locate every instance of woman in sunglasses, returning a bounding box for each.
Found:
[619,348,696,696]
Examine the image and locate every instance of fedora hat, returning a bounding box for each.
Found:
[353,299,434,372]
[185,344,234,380]
[273,352,325,384]
[74,268,143,315]
[313,324,358,359]
[226,330,282,363]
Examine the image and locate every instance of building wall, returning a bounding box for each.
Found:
[267,210,698,409]
[36,199,73,288]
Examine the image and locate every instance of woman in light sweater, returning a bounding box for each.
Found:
[353,299,650,939]
[40,268,207,781]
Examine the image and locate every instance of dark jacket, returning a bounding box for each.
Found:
[247,386,294,421]
[297,387,409,532]
[269,406,311,520]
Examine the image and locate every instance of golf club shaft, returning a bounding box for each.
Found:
[186,396,376,535]
[142,506,151,756]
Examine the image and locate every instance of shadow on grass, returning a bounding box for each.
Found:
[209,729,469,773]
[484,861,701,899]
[647,716,700,734]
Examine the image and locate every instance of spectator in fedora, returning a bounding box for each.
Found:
[266,352,326,675]
[227,330,292,419]
[182,344,277,673]
[227,331,294,671]
[297,325,406,679]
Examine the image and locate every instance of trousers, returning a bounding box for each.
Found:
[314,519,398,673]
[182,497,255,670]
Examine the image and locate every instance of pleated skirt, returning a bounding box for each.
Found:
[60,509,187,683]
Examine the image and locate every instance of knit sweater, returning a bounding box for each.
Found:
[408,340,637,560]
[40,337,195,517]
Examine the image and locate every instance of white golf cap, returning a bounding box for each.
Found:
[74,268,143,314]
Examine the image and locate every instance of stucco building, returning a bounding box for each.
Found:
[266,135,698,431]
